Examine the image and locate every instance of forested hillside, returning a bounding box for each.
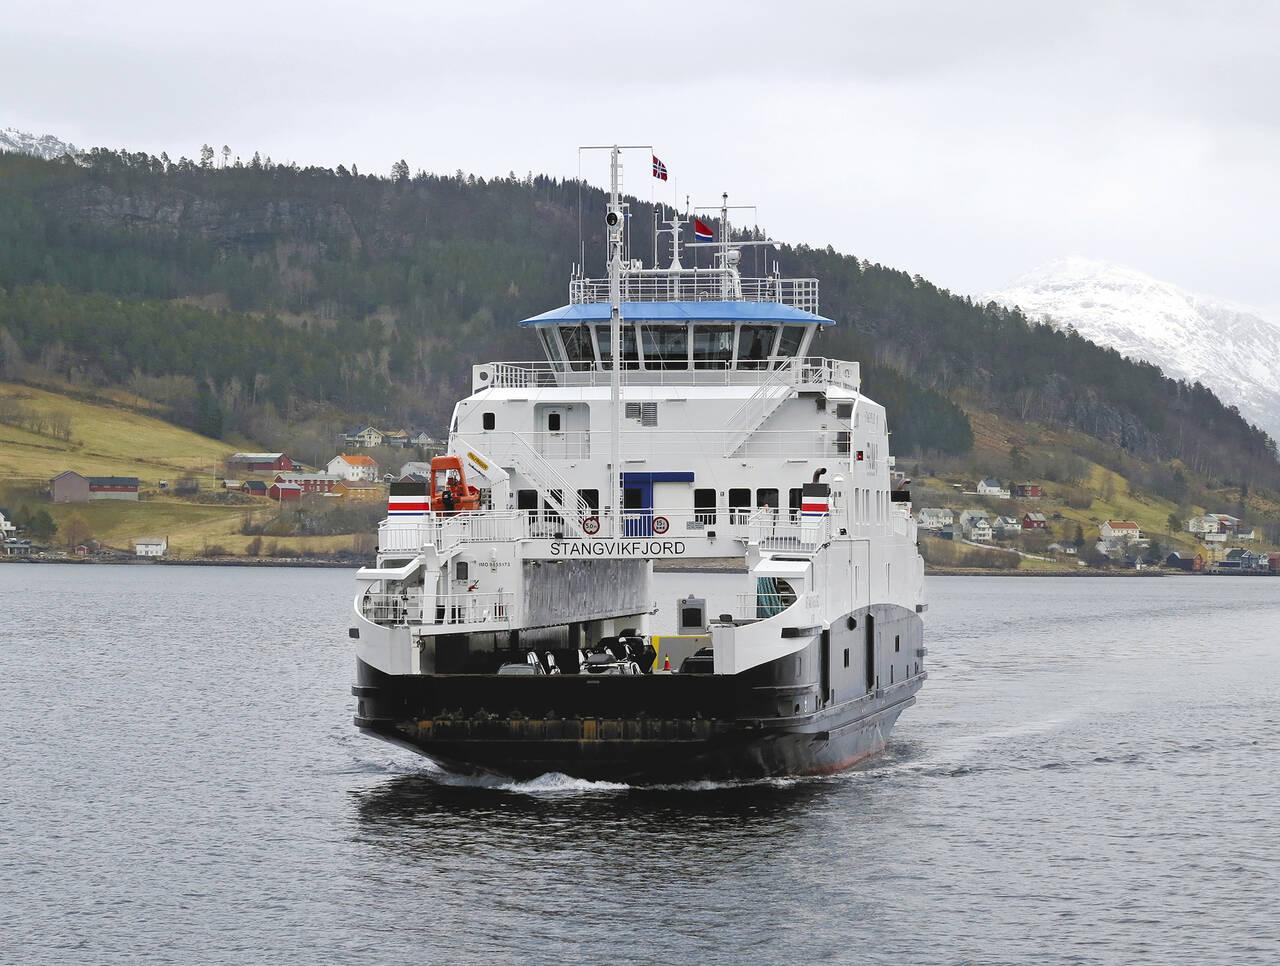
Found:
[0,147,1275,492]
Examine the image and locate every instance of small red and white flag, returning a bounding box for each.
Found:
[652,155,668,180]
[693,217,714,241]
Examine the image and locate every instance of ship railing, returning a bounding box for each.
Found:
[376,505,834,551]
[569,273,819,313]
[731,593,791,622]
[746,506,830,551]
[378,518,431,552]
[475,357,859,391]
[360,590,510,627]
[427,591,511,627]
[485,428,858,461]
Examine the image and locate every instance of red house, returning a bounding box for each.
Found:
[1022,512,1048,530]
[229,452,297,473]
[1013,483,1042,499]
[273,473,340,495]
[268,481,302,502]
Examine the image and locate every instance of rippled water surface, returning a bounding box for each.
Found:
[3,566,1279,965]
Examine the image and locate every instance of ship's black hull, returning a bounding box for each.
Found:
[352,604,925,782]
[354,687,918,783]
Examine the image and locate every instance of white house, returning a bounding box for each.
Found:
[351,426,385,448]
[0,510,15,540]
[134,536,167,557]
[411,432,442,449]
[327,453,380,482]
[916,507,953,530]
[1100,521,1141,543]
[959,509,993,541]
[966,517,994,542]
[994,515,1022,536]
[976,478,1011,499]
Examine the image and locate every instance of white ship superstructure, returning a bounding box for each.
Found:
[350,147,927,781]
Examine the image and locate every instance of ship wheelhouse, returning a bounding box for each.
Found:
[525,301,826,374]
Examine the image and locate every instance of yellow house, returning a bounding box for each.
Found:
[334,480,383,501]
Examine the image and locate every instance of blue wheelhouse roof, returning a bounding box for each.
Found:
[518,301,834,326]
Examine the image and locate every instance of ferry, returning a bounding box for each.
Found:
[350,146,927,782]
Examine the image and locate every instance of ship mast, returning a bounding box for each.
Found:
[607,146,623,535]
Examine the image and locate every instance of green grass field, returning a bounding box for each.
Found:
[0,382,241,485]
[0,382,380,557]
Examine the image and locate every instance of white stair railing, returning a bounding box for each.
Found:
[722,361,796,455]
[500,433,592,525]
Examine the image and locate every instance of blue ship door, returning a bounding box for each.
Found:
[622,476,652,537]
[621,472,694,537]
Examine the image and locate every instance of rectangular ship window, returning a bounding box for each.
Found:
[482,412,495,430]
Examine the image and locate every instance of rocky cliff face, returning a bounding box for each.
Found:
[988,257,1280,442]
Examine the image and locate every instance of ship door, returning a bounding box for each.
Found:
[538,404,570,459]
[622,476,653,537]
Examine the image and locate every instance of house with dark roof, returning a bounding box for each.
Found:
[50,471,139,502]
[1165,551,1204,572]
[227,452,297,473]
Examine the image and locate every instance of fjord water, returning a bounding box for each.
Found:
[2,567,1277,965]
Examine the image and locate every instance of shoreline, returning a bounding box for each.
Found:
[3,556,1252,576]
[0,555,355,569]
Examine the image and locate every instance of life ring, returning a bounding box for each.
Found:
[582,516,600,535]
[652,515,669,534]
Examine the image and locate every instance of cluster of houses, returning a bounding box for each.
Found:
[223,452,383,501]
[917,507,1050,543]
[973,479,1043,500]
[1187,512,1256,542]
[337,426,442,450]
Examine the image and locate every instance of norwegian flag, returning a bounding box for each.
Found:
[693,217,714,241]
[652,155,668,180]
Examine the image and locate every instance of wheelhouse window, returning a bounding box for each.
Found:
[594,323,639,369]
[777,325,806,357]
[559,325,595,371]
[640,324,689,369]
[537,329,560,365]
[692,324,734,368]
[737,325,777,367]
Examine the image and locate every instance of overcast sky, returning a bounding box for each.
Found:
[6,0,1278,310]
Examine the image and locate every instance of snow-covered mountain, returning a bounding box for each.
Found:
[0,127,77,160]
[987,257,1280,441]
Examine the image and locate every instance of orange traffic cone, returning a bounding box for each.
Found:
[663,654,670,671]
